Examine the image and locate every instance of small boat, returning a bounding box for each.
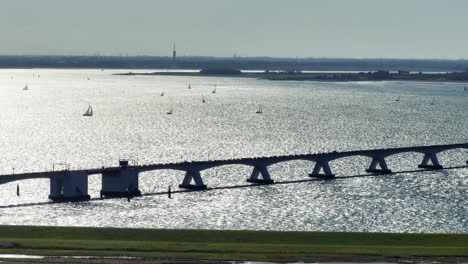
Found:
[430,98,435,105]
[256,106,263,114]
[87,77,90,80]
[83,104,93,116]
[160,91,165,96]
[188,84,191,89]
[202,95,206,103]
[395,96,400,102]
[464,85,468,93]
[167,106,173,115]
[212,85,216,94]
[23,84,28,91]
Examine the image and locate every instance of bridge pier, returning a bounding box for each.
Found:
[247,165,274,184]
[366,157,392,174]
[179,170,207,190]
[100,167,141,198]
[309,160,335,179]
[49,172,90,202]
[418,153,443,170]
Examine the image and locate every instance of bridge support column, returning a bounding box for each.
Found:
[247,165,274,184]
[179,170,207,190]
[418,153,443,170]
[366,157,392,174]
[309,160,335,179]
[49,172,90,202]
[100,168,141,198]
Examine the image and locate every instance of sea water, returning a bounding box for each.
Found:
[0,69,467,233]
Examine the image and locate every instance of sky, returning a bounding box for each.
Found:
[1,0,468,59]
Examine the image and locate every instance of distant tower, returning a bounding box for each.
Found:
[172,43,176,63]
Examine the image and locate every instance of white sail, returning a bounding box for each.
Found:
[167,106,173,115]
[83,104,93,116]
[256,106,263,114]
[202,95,206,103]
[212,85,216,94]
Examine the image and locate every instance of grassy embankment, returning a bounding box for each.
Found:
[0,225,467,262]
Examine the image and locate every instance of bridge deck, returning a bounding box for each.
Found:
[1,143,467,183]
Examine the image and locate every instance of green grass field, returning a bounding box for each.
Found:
[0,225,467,262]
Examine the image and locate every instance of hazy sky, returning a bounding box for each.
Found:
[1,0,468,59]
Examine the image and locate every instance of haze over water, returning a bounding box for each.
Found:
[0,69,467,233]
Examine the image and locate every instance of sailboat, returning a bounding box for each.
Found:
[83,104,93,116]
[464,85,468,93]
[167,106,173,115]
[212,85,217,94]
[256,105,263,114]
[188,84,191,89]
[395,96,400,102]
[160,91,165,96]
[23,84,28,91]
[202,94,206,103]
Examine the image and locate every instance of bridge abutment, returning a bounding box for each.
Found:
[366,157,392,174]
[100,167,141,198]
[418,153,443,170]
[247,165,274,184]
[309,160,335,179]
[179,170,207,190]
[49,172,90,202]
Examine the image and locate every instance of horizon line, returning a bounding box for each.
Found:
[0,54,467,61]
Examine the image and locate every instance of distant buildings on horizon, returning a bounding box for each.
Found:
[1,50,468,72]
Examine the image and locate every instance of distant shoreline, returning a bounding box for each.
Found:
[2,55,468,73]
[114,70,468,83]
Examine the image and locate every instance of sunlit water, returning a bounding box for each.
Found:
[0,69,467,233]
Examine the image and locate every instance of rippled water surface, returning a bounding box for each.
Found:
[0,69,467,233]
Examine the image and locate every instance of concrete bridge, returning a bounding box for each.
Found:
[1,143,467,202]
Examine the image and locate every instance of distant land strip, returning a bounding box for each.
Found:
[0,225,466,263]
[115,68,468,82]
[1,55,468,72]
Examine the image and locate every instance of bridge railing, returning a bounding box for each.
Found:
[1,143,467,202]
